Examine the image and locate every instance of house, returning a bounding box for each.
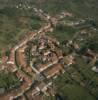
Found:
[16,50,27,68]
[18,45,27,53]
[2,56,8,64]
[7,48,15,64]
[84,49,96,63]
[16,95,26,100]
[55,50,63,59]
[26,88,40,100]
[92,60,98,72]
[36,82,48,92]
[73,42,80,50]
[64,55,75,66]
[43,64,64,79]
[38,42,45,50]
[43,50,51,56]
[35,82,52,96]
[36,62,53,72]
[36,55,58,72]
[62,11,72,17]
[15,71,24,82]
[85,49,95,59]
[26,67,33,73]
[7,64,17,72]
[34,52,58,72]
[26,82,50,98]
[92,66,98,72]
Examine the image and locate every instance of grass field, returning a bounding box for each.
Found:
[47,25,77,43]
[48,56,98,100]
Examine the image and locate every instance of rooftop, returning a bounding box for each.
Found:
[43,64,64,78]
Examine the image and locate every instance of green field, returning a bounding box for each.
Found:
[47,25,77,42]
[44,56,98,100]
[0,71,20,91]
[30,0,98,23]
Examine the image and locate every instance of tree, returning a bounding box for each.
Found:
[79,34,98,54]
[0,71,20,90]
[5,49,10,57]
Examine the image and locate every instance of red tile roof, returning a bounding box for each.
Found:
[44,64,63,78]
[16,50,26,68]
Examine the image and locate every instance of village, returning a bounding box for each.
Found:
[0,6,98,100]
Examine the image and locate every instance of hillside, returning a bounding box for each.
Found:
[0,0,98,19]
[0,7,43,50]
[0,0,98,48]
